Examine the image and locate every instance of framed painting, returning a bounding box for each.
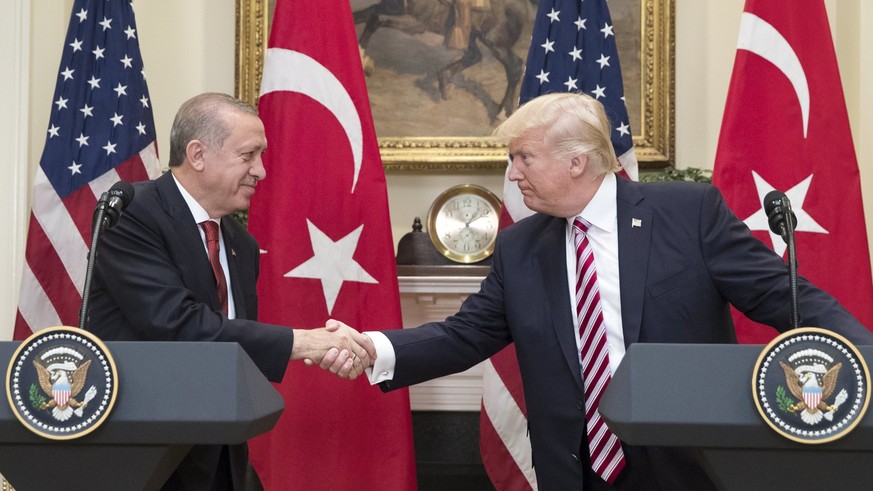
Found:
[236,0,674,172]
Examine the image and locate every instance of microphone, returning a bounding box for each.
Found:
[81,181,134,329]
[763,190,797,244]
[94,181,135,232]
[762,190,801,329]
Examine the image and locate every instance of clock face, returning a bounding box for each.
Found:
[427,185,501,263]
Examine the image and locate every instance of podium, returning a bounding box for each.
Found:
[0,341,283,491]
[600,343,873,490]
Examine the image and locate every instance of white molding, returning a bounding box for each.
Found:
[0,0,30,342]
[399,275,486,411]
[397,275,485,294]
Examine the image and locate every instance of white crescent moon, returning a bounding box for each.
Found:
[260,48,363,192]
[737,12,809,138]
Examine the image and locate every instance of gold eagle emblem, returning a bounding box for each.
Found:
[779,360,847,425]
[34,359,96,422]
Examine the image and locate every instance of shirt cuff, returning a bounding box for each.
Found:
[364,331,396,385]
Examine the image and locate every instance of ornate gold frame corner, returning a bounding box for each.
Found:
[637,0,675,168]
[235,0,674,173]
[235,0,269,108]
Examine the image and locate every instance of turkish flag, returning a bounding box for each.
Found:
[713,0,873,343]
[245,1,416,489]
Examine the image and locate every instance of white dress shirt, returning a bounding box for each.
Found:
[365,173,628,384]
[172,174,237,319]
[566,172,626,375]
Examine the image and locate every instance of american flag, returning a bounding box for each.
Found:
[480,0,637,488]
[520,0,637,177]
[14,0,161,338]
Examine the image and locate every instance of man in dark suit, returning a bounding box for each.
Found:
[327,92,873,489]
[87,93,373,490]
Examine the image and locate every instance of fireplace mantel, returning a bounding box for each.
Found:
[398,274,486,411]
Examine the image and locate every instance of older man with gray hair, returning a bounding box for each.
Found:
[326,92,873,490]
[87,92,374,490]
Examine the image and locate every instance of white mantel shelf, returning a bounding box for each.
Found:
[398,274,487,412]
[397,275,485,294]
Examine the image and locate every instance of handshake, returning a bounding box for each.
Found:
[291,319,375,380]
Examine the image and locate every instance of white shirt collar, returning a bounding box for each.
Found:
[171,173,219,226]
[566,172,617,232]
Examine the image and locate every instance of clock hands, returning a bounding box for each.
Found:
[463,204,492,227]
[427,184,500,263]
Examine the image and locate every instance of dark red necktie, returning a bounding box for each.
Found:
[200,221,228,316]
[573,218,625,484]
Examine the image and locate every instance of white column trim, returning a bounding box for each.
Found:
[0,0,31,341]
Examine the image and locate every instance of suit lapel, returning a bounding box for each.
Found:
[538,217,585,391]
[616,178,652,346]
[156,172,223,313]
[221,221,248,319]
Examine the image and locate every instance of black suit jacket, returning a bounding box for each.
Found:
[88,172,293,490]
[379,178,873,490]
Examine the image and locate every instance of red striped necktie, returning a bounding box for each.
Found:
[201,220,228,316]
[573,218,625,484]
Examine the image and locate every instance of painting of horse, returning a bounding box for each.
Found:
[352,0,537,137]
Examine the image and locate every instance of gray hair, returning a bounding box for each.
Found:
[493,92,620,176]
[168,92,259,167]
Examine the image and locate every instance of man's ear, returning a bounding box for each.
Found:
[186,140,207,172]
[569,153,588,177]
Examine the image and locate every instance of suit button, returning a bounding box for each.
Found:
[576,400,584,411]
[571,454,580,463]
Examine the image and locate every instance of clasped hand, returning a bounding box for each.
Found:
[292,319,375,380]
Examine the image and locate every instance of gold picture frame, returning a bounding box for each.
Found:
[235,0,674,173]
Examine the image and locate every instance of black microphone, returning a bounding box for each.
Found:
[81,181,134,329]
[763,190,797,243]
[93,181,135,232]
[762,189,801,329]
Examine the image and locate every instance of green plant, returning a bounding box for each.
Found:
[231,210,249,227]
[640,167,713,183]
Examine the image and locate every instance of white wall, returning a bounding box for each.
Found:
[0,0,30,341]
[675,0,873,273]
[2,0,872,340]
[0,0,234,341]
[27,0,235,175]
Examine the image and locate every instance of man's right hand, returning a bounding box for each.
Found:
[292,320,376,380]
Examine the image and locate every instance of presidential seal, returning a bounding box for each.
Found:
[752,327,870,444]
[5,326,118,440]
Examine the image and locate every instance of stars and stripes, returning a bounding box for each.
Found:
[14,0,160,338]
[519,0,637,179]
[481,0,638,488]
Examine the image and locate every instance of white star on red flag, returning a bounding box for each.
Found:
[244,1,415,488]
[713,0,873,344]
[742,171,828,257]
[283,220,377,314]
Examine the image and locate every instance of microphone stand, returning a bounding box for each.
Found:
[781,197,800,329]
[79,192,109,329]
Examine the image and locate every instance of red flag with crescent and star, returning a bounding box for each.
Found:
[245,0,416,489]
[713,0,873,343]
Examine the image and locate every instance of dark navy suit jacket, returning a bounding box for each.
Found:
[379,178,873,490]
[88,171,293,490]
